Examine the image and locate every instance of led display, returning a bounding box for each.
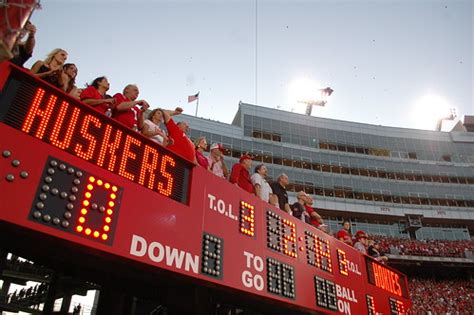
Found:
[29,157,122,245]
[0,77,191,203]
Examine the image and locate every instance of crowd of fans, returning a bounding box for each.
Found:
[371,235,474,258]
[409,278,474,314]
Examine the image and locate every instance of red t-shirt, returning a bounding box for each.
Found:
[304,205,320,227]
[112,93,141,129]
[196,150,209,169]
[230,163,254,194]
[165,118,195,162]
[336,229,353,245]
[80,86,109,114]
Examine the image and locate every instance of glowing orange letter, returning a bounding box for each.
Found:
[157,155,176,196]
[118,135,141,181]
[49,101,80,149]
[139,145,159,189]
[75,114,101,160]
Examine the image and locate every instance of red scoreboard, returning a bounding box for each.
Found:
[0,62,411,314]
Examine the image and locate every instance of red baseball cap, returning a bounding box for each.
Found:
[239,154,253,163]
[355,230,368,239]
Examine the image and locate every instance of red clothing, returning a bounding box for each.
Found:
[230,163,254,194]
[196,150,209,169]
[112,93,141,129]
[304,205,320,227]
[165,118,195,162]
[336,229,353,245]
[80,86,109,114]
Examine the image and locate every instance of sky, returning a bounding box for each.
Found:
[24,0,473,131]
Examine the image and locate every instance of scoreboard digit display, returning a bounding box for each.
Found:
[0,63,412,314]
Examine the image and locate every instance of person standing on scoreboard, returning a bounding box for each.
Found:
[112,84,150,131]
[270,174,292,214]
[336,220,353,246]
[207,143,229,179]
[230,154,254,194]
[160,107,197,164]
[251,163,276,204]
[80,76,116,115]
[291,191,310,222]
[303,194,324,228]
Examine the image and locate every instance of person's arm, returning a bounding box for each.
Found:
[310,211,323,224]
[82,98,115,107]
[23,23,36,55]
[30,61,60,79]
[284,203,292,215]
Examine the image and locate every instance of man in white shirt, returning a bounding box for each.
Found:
[251,164,277,205]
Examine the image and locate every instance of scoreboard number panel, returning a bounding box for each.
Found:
[29,156,122,245]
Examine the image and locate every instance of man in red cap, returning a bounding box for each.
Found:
[230,154,254,194]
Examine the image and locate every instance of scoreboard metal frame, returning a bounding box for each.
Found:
[0,62,412,314]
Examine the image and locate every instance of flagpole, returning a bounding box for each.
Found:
[195,92,199,116]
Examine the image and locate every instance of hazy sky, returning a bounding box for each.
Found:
[25,0,473,130]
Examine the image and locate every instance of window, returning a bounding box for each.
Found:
[442,154,451,162]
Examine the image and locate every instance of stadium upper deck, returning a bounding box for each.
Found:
[178,102,474,239]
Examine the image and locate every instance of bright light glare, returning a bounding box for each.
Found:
[288,78,321,106]
[412,94,453,130]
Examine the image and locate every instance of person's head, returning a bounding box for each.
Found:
[63,63,77,79]
[209,143,223,157]
[44,48,68,65]
[177,121,190,134]
[254,164,267,176]
[277,173,289,187]
[296,191,307,202]
[342,220,351,231]
[304,193,314,205]
[123,84,139,101]
[149,108,164,123]
[90,76,109,91]
[239,154,253,170]
[355,230,368,245]
[194,136,207,151]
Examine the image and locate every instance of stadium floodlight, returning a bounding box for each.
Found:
[298,87,334,116]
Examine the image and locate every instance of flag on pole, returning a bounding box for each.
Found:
[188,92,199,103]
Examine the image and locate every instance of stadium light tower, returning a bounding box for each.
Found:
[435,107,457,131]
[298,87,334,116]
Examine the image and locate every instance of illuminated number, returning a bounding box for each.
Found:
[266,257,295,299]
[157,155,175,196]
[282,218,297,258]
[305,231,332,273]
[239,201,255,237]
[389,298,405,315]
[201,233,223,279]
[366,295,376,315]
[314,277,338,311]
[337,249,348,276]
[29,157,122,245]
[266,210,297,258]
[75,176,118,241]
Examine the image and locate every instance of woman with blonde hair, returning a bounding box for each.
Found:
[194,136,210,170]
[142,108,170,146]
[30,48,68,87]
